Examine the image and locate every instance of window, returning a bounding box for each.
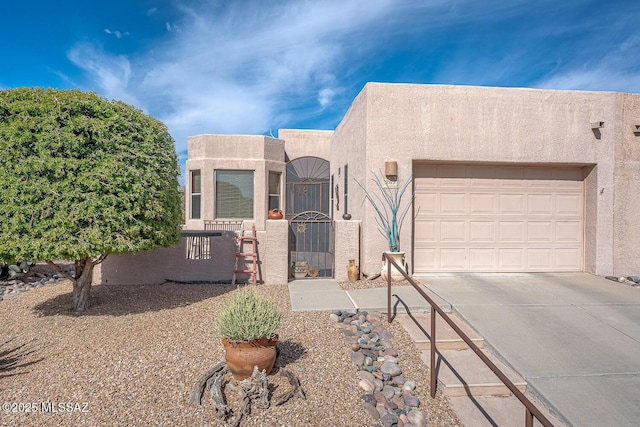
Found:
[215,170,254,219]
[268,171,281,210]
[343,164,348,215]
[190,170,201,219]
[286,157,330,215]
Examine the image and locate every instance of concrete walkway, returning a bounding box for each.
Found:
[422,273,640,427]
[288,279,451,313]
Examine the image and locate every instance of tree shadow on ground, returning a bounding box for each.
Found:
[32,282,237,317]
[0,337,43,385]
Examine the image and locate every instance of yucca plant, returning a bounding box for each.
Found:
[216,288,281,342]
[354,171,414,252]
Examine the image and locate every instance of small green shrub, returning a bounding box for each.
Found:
[216,288,281,342]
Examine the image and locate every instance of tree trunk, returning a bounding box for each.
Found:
[72,257,95,312]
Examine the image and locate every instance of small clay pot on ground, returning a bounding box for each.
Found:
[347,259,359,281]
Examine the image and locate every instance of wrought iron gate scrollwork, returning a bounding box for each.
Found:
[289,210,334,279]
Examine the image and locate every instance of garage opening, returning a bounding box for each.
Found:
[413,164,585,273]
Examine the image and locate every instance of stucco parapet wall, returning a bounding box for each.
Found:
[278,129,333,161]
[362,82,629,165]
[188,134,285,162]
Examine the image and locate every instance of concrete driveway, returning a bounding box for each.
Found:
[421,273,640,427]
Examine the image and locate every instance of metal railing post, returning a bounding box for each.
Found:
[526,408,534,427]
[430,308,436,398]
[387,257,392,323]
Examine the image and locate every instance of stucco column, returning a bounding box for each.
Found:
[334,220,361,281]
[264,219,290,284]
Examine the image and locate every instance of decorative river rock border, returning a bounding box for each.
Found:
[0,267,74,301]
[331,310,427,427]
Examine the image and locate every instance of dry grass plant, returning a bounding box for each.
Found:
[216,287,282,342]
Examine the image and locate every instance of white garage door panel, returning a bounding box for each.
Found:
[469,222,494,241]
[469,250,494,269]
[414,165,584,272]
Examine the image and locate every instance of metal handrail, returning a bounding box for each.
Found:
[384,254,554,427]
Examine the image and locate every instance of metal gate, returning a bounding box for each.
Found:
[289,211,334,279]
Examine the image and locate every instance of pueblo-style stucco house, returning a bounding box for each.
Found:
[93,83,640,285]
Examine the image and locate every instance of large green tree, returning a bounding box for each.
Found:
[0,88,182,312]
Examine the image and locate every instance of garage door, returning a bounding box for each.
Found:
[414,164,584,272]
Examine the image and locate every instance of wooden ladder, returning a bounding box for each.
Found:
[232,223,257,286]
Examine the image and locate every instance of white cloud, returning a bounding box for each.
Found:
[536,69,640,94]
[67,43,141,107]
[318,88,336,108]
[535,36,640,94]
[144,3,394,134]
[104,29,129,39]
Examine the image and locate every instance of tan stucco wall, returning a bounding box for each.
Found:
[336,83,636,277]
[334,220,361,281]
[94,223,293,286]
[279,129,333,161]
[264,219,289,284]
[94,233,243,285]
[329,90,369,273]
[184,135,286,231]
[613,95,640,274]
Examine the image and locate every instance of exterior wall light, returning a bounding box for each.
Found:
[590,121,604,139]
[633,125,640,136]
[385,161,398,181]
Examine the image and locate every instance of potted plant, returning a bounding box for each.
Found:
[354,170,414,281]
[216,287,282,380]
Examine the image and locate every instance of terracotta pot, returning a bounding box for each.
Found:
[222,335,278,380]
[347,259,359,281]
[268,208,283,219]
[381,251,408,282]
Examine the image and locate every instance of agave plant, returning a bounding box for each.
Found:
[354,171,414,252]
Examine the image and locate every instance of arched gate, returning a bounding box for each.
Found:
[286,156,334,279]
[289,210,334,279]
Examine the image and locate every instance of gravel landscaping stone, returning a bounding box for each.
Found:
[339,276,419,290]
[0,276,463,426]
[408,409,428,427]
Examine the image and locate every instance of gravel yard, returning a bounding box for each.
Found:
[339,276,421,291]
[0,279,462,426]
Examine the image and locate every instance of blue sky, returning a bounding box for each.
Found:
[2,0,639,175]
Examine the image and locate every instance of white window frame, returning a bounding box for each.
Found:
[268,171,281,211]
[190,170,201,220]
